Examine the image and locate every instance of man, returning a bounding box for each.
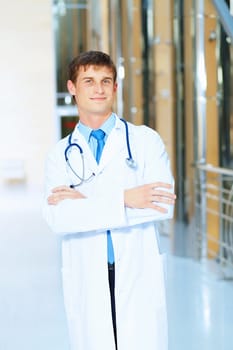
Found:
[43,50,176,350]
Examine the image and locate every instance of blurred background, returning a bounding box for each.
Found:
[0,0,233,349]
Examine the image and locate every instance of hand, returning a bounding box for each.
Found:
[124,182,176,213]
[47,186,86,205]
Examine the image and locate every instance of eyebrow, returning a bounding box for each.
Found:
[82,76,113,81]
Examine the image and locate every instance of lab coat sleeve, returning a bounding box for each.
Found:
[43,144,127,235]
[125,126,175,226]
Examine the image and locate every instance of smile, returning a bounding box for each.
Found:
[90,97,107,102]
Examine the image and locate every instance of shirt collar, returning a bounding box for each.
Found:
[77,113,116,143]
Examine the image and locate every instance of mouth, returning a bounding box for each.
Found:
[90,97,107,101]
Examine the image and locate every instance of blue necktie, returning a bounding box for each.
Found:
[90,129,105,164]
[91,129,115,264]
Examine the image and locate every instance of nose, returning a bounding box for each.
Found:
[94,82,104,94]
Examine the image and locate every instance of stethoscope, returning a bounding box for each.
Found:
[64,118,137,187]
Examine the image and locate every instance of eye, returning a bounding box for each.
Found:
[103,79,111,84]
[84,79,92,84]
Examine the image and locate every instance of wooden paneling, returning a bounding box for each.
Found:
[153,0,175,172]
[204,1,219,257]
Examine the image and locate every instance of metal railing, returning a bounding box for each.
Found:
[212,0,233,43]
[194,163,233,276]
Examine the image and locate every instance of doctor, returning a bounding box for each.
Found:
[43,50,176,350]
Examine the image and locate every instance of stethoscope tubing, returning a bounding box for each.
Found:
[120,118,133,160]
[65,137,83,161]
[64,118,136,187]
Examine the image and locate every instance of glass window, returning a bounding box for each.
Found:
[53,0,88,95]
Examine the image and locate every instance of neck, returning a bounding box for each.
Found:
[79,112,112,129]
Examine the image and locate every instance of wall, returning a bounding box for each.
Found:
[0,0,56,186]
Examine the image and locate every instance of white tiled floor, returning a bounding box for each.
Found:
[166,255,233,350]
[0,185,233,350]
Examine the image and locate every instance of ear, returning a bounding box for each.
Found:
[113,82,118,92]
[67,80,76,95]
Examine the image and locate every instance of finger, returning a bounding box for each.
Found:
[49,192,67,200]
[147,203,168,213]
[152,190,176,199]
[150,182,173,189]
[47,196,58,205]
[52,186,73,193]
[152,196,176,204]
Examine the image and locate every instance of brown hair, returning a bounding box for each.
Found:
[68,50,117,83]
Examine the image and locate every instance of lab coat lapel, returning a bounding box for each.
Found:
[71,127,98,174]
[98,118,125,172]
[71,118,126,175]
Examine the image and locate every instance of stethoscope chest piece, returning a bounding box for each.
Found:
[125,157,137,169]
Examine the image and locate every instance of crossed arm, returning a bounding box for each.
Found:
[47,182,176,213]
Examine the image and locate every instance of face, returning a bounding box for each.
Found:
[67,65,117,125]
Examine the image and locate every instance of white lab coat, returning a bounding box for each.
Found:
[43,116,174,350]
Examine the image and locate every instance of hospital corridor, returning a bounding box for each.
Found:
[1,0,233,349]
[0,185,232,350]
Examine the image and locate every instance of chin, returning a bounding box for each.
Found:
[92,107,111,115]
